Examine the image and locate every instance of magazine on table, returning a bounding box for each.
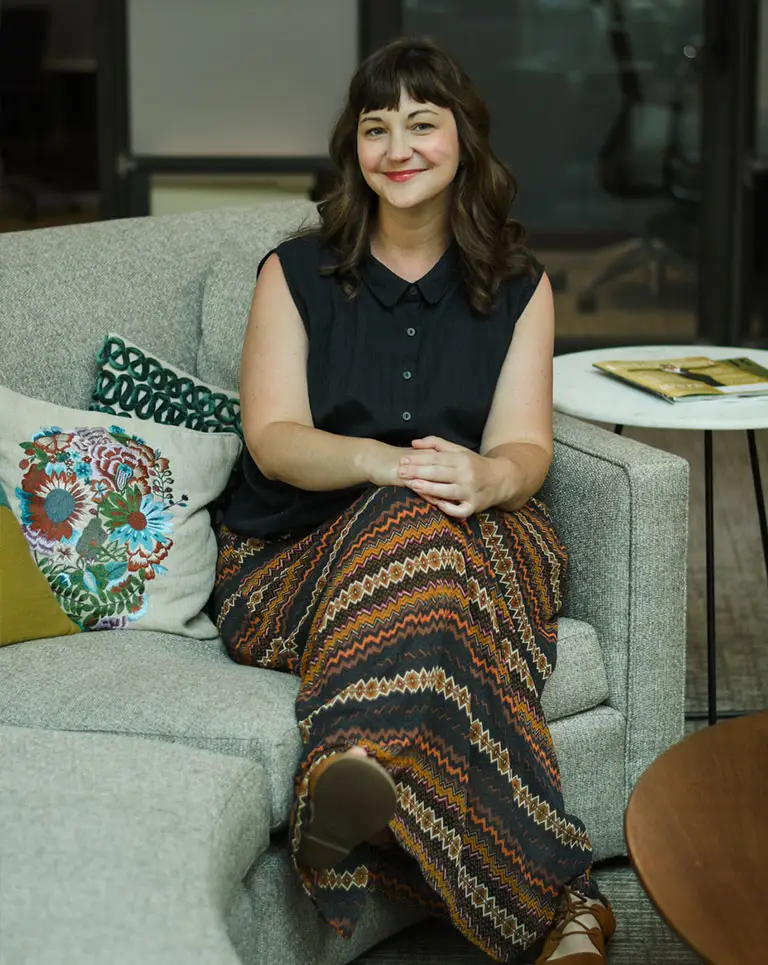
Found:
[593,356,768,404]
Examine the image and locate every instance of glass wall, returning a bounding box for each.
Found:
[752,0,768,342]
[404,0,703,345]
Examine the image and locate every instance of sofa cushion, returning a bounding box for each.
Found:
[541,617,610,721]
[0,384,241,638]
[197,253,261,391]
[90,332,242,437]
[0,617,608,830]
[550,706,626,861]
[0,630,301,830]
[0,201,318,411]
[0,725,269,965]
[197,208,320,391]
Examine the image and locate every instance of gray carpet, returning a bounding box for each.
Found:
[359,428,766,963]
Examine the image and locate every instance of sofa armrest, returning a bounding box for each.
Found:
[540,413,689,800]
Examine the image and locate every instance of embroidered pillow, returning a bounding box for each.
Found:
[90,333,242,437]
[0,384,241,638]
[0,480,81,646]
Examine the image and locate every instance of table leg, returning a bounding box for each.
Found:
[746,430,768,581]
[705,431,717,727]
[688,433,761,725]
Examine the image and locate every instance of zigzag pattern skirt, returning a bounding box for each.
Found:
[213,486,599,963]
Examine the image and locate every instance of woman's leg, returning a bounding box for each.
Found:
[286,487,606,962]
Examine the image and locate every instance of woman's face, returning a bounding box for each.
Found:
[356,89,460,212]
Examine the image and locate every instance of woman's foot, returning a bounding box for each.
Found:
[296,746,398,869]
[536,888,616,963]
[347,748,397,846]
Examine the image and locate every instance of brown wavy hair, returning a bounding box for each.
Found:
[310,36,536,315]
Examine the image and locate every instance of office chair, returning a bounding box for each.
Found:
[576,0,698,313]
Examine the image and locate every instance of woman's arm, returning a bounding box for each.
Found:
[479,272,555,510]
[239,253,411,491]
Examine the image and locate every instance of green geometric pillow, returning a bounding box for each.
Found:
[90,333,241,437]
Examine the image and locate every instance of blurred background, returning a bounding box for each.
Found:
[1,0,768,352]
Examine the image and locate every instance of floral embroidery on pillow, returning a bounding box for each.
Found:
[15,424,188,631]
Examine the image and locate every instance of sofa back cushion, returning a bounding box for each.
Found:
[197,205,320,391]
[0,201,318,408]
[197,254,263,392]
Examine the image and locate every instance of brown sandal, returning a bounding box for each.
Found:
[296,750,398,869]
[535,888,616,964]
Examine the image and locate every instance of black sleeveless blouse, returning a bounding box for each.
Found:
[224,233,543,538]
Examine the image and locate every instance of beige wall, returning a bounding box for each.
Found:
[128,0,357,158]
[149,174,314,216]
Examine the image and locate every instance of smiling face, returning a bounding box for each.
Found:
[356,90,461,213]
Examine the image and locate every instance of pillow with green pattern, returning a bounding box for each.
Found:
[90,333,242,438]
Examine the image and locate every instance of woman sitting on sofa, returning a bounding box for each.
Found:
[213,37,615,965]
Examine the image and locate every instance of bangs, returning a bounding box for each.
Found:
[352,47,455,115]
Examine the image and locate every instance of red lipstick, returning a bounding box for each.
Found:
[384,170,425,182]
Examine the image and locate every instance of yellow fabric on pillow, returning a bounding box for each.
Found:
[0,500,81,646]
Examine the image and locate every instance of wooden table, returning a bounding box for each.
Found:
[625,712,768,965]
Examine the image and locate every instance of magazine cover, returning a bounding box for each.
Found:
[593,356,768,403]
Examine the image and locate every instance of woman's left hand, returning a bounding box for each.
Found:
[397,436,509,518]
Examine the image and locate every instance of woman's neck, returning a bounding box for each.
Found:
[371,199,450,267]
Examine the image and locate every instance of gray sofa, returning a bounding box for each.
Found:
[0,202,689,965]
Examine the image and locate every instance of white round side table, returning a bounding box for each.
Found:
[553,344,768,726]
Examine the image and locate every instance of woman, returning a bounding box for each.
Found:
[214,37,615,965]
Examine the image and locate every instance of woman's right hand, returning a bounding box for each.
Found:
[360,440,423,488]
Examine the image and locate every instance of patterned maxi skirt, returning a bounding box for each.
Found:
[213,486,600,963]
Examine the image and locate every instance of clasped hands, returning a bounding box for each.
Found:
[396,435,508,519]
